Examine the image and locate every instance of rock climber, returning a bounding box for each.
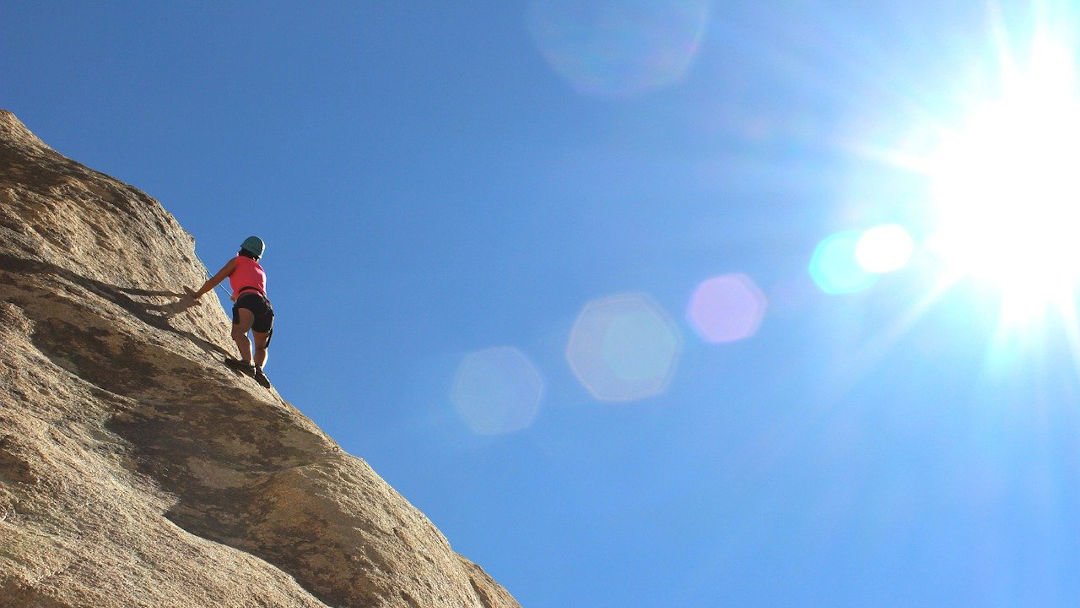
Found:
[187,236,274,388]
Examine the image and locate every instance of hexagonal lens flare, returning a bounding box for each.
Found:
[527,0,710,98]
[687,274,768,343]
[451,347,545,435]
[566,293,682,402]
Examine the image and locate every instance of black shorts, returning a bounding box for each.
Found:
[233,293,274,334]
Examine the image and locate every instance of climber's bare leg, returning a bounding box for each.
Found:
[232,308,254,364]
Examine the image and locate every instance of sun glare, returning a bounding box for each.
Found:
[925,27,1080,321]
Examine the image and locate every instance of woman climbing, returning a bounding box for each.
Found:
[188,236,274,388]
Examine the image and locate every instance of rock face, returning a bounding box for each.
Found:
[0,111,520,608]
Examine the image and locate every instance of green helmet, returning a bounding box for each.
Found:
[241,236,265,258]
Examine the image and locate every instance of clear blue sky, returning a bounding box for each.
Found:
[6,2,1080,606]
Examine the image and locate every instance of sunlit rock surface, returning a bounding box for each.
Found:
[0,110,519,608]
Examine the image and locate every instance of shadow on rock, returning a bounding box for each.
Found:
[0,251,231,360]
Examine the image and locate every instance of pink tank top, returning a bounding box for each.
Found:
[228,255,266,301]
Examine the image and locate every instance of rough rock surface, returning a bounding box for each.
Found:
[0,110,520,608]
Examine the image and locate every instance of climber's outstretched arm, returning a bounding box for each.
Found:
[192,258,238,301]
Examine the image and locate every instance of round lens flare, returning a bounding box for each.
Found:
[687,274,768,343]
[566,293,682,402]
[810,231,878,295]
[451,347,545,435]
[922,32,1080,316]
[855,224,915,274]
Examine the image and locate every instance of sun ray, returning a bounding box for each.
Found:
[833,2,1080,379]
[917,9,1080,321]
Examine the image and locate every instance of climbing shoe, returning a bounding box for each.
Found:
[253,367,271,388]
[224,358,256,378]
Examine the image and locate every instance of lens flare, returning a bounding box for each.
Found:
[810,231,878,295]
[687,274,768,343]
[451,347,545,435]
[855,224,915,274]
[922,25,1080,319]
[566,293,682,402]
[527,0,710,97]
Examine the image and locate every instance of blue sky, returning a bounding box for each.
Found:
[6,2,1080,606]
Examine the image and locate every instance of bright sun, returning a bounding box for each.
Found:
[924,28,1080,321]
